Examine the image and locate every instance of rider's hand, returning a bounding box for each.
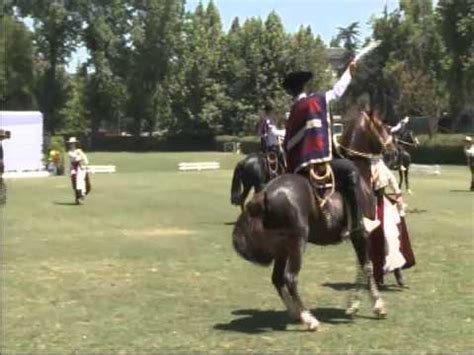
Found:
[402,116,409,124]
[349,60,357,76]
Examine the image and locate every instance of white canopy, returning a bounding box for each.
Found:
[0,111,44,172]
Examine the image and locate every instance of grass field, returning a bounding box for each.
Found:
[2,152,473,353]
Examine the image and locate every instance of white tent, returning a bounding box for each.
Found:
[0,111,44,172]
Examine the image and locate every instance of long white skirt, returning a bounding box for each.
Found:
[382,196,406,273]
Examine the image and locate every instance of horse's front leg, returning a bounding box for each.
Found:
[346,265,364,316]
[405,168,412,194]
[350,231,387,318]
[398,168,403,190]
[285,248,320,330]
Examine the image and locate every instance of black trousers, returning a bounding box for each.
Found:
[329,158,363,230]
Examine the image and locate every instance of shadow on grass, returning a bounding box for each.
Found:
[214,307,352,334]
[449,189,473,193]
[406,208,428,214]
[224,221,236,226]
[53,201,77,206]
[322,282,404,293]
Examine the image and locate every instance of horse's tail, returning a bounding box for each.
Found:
[231,161,244,205]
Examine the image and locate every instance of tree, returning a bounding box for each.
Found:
[436,0,474,121]
[79,0,129,135]
[0,15,36,110]
[126,0,186,136]
[59,65,89,133]
[335,22,360,56]
[12,0,82,133]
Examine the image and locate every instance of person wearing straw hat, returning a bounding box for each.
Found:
[463,136,474,191]
[67,137,91,204]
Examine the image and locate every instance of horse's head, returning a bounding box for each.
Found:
[340,110,394,158]
[397,128,419,148]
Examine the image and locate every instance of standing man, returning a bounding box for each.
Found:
[282,60,379,236]
[67,137,91,204]
[0,129,10,205]
[464,136,474,191]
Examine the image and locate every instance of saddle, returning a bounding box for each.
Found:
[307,162,376,223]
[264,150,285,179]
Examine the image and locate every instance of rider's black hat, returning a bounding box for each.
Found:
[282,71,313,95]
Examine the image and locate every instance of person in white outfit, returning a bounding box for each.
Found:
[67,137,91,205]
[464,136,474,191]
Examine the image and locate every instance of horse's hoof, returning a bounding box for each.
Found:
[407,189,413,195]
[373,299,387,318]
[301,310,320,331]
[345,300,360,317]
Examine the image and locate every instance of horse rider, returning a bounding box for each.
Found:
[258,103,286,168]
[282,60,380,239]
[463,136,474,191]
[384,116,410,170]
[67,137,91,204]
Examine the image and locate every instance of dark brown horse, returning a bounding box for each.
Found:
[231,151,285,211]
[232,111,392,331]
[384,127,419,194]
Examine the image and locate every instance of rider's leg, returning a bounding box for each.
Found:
[330,159,364,232]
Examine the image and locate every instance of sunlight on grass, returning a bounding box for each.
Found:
[2,153,473,352]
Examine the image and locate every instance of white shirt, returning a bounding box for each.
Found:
[325,68,352,103]
[68,149,89,165]
[294,68,352,105]
[464,144,474,158]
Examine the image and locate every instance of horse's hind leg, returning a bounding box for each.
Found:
[350,231,387,318]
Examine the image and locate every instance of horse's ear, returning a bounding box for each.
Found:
[247,192,265,217]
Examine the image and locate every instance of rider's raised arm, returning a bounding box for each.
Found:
[390,117,409,134]
[325,61,355,103]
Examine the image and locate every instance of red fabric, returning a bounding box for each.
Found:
[370,196,416,285]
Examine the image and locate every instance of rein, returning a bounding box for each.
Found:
[396,138,417,147]
[338,144,383,160]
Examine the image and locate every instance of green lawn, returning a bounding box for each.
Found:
[2,153,473,353]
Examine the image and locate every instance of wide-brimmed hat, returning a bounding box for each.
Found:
[282,71,313,94]
[67,137,78,144]
[464,136,472,143]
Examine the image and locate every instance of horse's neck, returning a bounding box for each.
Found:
[341,114,384,156]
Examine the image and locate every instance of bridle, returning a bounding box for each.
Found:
[339,111,391,160]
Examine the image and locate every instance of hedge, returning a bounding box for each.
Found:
[216,134,471,164]
[90,132,216,152]
[410,134,470,165]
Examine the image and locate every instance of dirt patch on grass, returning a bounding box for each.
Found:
[122,228,195,238]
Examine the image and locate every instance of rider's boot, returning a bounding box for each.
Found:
[345,170,379,235]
